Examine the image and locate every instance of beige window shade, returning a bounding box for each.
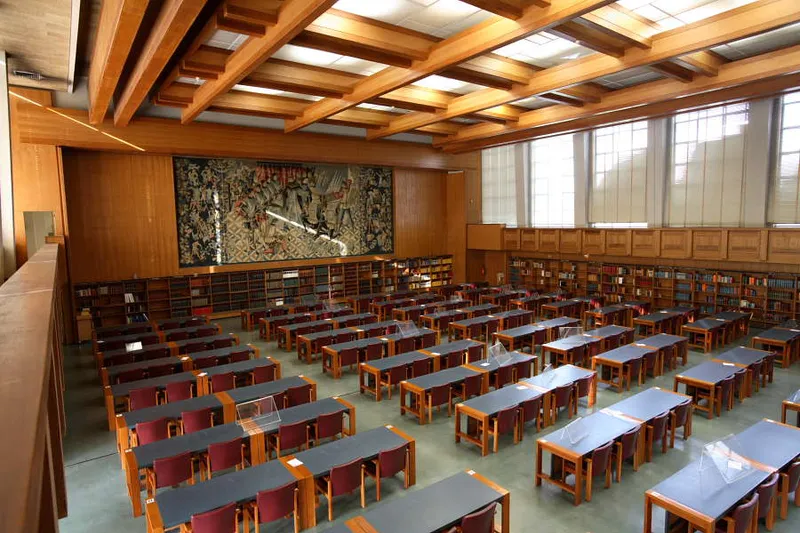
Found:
[530,133,575,227]
[769,92,800,224]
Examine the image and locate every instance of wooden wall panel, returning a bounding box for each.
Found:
[559,229,581,254]
[631,230,659,258]
[582,229,605,255]
[520,229,537,252]
[767,230,800,264]
[692,230,727,260]
[467,224,504,250]
[728,229,767,262]
[660,230,692,259]
[446,172,467,283]
[63,151,179,283]
[538,229,559,253]
[503,229,520,250]
[393,168,448,258]
[606,230,631,256]
[485,251,507,285]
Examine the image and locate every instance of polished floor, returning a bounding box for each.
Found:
[59,318,800,533]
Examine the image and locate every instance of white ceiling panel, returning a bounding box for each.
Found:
[711,22,800,61]
[494,33,595,68]
[595,67,664,89]
[412,74,484,93]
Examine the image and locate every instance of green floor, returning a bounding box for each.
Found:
[58,318,800,533]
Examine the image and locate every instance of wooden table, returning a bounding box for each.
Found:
[380,328,438,356]
[583,305,630,329]
[258,312,311,341]
[673,361,739,419]
[520,365,596,426]
[456,287,493,305]
[346,293,385,313]
[321,337,386,378]
[713,311,751,340]
[419,309,466,332]
[542,335,601,368]
[359,351,436,401]
[712,346,772,398]
[370,298,414,320]
[296,328,358,364]
[592,344,658,393]
[399,366,485,425]
[492,324,547,355]
[278,320,333,351]
[240,305,288,331]
[479,290,526,310]
[638,334,689,370]
[328,312,377,329]
[458,303,501,318]
[621,300,651,323]
[662,305,697,325]
[633,311,682,337]
[750,327,800,368]
[536,317,582,342]
[492,308,535,329]
[541,300,581,319]
[585,325,635,352]
[419,339,486,369]
[681,318,727,353]
[449,315,500,341]
[510,294,555,317]
[392,303,439,324]
[349,320,399,339]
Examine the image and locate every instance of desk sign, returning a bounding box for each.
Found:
[125,342,143,352]
[287,458,304,467]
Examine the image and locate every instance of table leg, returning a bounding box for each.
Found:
[708,386,715,420]
[535,443,543,486]
[643,494,653,533]
[574,459,583,506]
[781,403,787,424]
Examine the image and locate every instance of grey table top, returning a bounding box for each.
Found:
[325,337,385,352]
[346,471,505,533]
[683,318,727,331]
[662,306,696,314]
[461,384,544,416]
[96,332,161,348]
[543,334,600,351]
[173,334,234,349]
[111,371,199,397]
[298,328,357,341]
[493,308,532,318]
[536,317,581,329]
[404,366,480,391]
[512,295,552,302]
[163,325,220,337]
[105,356,181,378]
[422,309,466,319]
[470,352,535,372]
[394,304,438,312]
[604,387,688,422]
[495,324,546,338]
[594,344,654,364]
[733,419,800,469]
[522,365,594,392]
[225,376,309,404]
[279,320,332,332]
[585,325,633,338]
[200,358,274,377]
[179,346,252,362]
[638,334,688,348]
[260,312,311,324]
[539,411,639,457]
[676,361,739,384]
[545,300,581,309]
[122,394,223,427]
[752,327,800,342]
[634,312,680,323]
[101,342,172,361]
[622,300,649,308]
[458,304,499,312]
[451,315,500,327]
[364,351,431,372]
[381,328,436,342]
[425,339,483,355]
[331,313,376,322]
[588,305,628,315]
[713,311,751,321]
[95,323,154,336]
[715,346,770,366]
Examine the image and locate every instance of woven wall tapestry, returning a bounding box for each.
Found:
[174,157,393,267]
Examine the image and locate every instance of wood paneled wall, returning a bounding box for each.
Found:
[63,151,455,283]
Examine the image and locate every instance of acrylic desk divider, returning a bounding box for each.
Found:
[699,434,753,485]
[541,364,555,384]
[236,395,281,436]
[790,388,800,404]
[559,326,584,340]
[125,341,143,352]
[489,341,513,367]
[397,320,419,338]
[561,417,589,445]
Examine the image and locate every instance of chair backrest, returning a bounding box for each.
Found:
[786,460,800,493]
[729,494,759,533]
[570,345,586,366]
[211,372,235,393]
[462,374,482,399]
[719,375,735,397]
[196,326,219,338]
[207,437,243,473]
[315,412,343,441]
[190,502,237,533]
[168,331,189,342]
[575,375,592,398]
[643,350,657,370]
[286,384,312,407]
[256,481,297,524]
[468,324,483,339]
[193,356,218,369]
[147,364,175,378]
[278,420,308,451]
[187,317,207,327]
[166,380,193,403]
[553,384,573,408]
[377,444,407,479]
[339,348,359,367]
[107,353,135,366]
[650,411,669,438]
[252,365,276,385]
[590,440,614,474]
[160,321,179,331]
[153,451,193,488]
[136,417,169,445]
[460,502,497,533]
[329,457,363,496]
[386,365,406,385]
[182,407,212,434]
[412,358,430,377]
[627,357,642,377]
[446,351,462,369]
[495,365,513,388]
[672,399,691,427]
[129,386,159,411]
[520,396,542,424]
[116,368,146,384]
[213,337,233,349]
[757,473,780,519]
[429,384,450,407]
[514,360,532,380]
[396,337,415,354]
[495,406,518,435]
[365,343,383,360]
[185,341,208,354]
[229,349,251,363]
[619,427,640,459]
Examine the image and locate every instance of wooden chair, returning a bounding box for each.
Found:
[363,443,410,501]
[668,399,692,447]
[645,411,669,462]
[612,426,641,482]
[715,493,758,533]
[183,502,238,533]
[564,440,613,502]
[491,406,520,453]
[246,482,299,533]
[427,384,453,423]
[757,473,779,530]
[315,458,365,521]
[205,437,245,479]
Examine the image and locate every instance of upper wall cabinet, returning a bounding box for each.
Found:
[467,224,505,250]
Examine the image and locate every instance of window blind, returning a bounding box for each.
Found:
[481,144,518,225]
[590,121,649,225]
[529,133,575,227]
[769,92,800,224]
[668,103,749,226]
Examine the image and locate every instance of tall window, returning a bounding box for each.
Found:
[529,133,575,227]
[590,121,649,225]
[769,92,800,224]
[481,145,518,225]
[668,103,749,226]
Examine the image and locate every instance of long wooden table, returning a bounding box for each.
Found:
[520,365,596,426]
[750,327,800,368]
[592,344,659,393]
[681,318,727,353]
[781,390,800,426]
[673,361,739,419]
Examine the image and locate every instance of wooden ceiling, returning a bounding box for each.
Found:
[83,0,800,152]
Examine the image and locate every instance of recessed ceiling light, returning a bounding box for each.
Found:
[232,85,284,96]
[272,44,342,66]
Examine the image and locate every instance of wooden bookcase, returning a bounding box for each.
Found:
[74,254,453,327]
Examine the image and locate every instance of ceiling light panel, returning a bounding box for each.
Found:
[232,86,323,101]
[493,33,595,68]
[206,29,247,50]
[412,74,483,93]
[615,0,759,33]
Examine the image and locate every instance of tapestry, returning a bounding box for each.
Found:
[174,157,393,267]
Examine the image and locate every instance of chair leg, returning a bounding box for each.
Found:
[605,464,611,489]
[493,419,499,454]
[615,443,622,483]
[327,482,333,522]
[585,460,593,502]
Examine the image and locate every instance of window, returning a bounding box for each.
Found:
[668,103,749,226]
[481,145,519,225]
[590,121,649,225]
[769,92,800,224]
[529,134,575,227]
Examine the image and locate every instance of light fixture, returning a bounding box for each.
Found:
[772,223,800,228]
[232,85,284,96]
[592,222,649,229]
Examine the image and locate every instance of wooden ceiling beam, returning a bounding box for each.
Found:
[537,93,585,106]
[114,0,208,127]
[367,0,800,139]
[458,1,552,20]
[181,0,338,124]
[676,51,727,77]
[580,4,654,49]
[284,0,616,133]
[649,61,695,83]
[87,0,149,124]
[549,20,627,57]
[440,43,800,150]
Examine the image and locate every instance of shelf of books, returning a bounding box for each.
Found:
[74,255,453,327]
[508,255,800,325]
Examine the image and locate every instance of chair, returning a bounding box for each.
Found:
[250,365,276,385]
[514,360,532,380]
[395,337,415,355]
[315,457,365,521]
[165,380,193,403]
[135,417,169,446]
[196,326,219,338]
[451,373,483,405]
[206,437,245,478]
[379,366,406,400]
[612,427,641,482]
[492,407,520,453]
[468,323,483,341]
[144,347,170,361]
[411,358,430,378]
[668,399,692,447]
[193,356,218,370]
[187,317,207,328]
[762,352,776,385]
[310,412,343,446]
[213,337,233,349]
[757,473,780,530]
[146,451,194,497]
[107,353,135,367]
[285,384,312,407]
[363,444,409,501]
[519,396,543,433]
[624,358,643,390]
[564,441,613,502]
[160,321,179,331]
[573,375,593,410]
[749,360,763,394]
[181,407,213,434]
[779,460,800,519]
[250,482,299,533]
[445,350,462,369]
[188,502,238,533]
[269,420,309,458]
[115,368,146,384]
[493,364,513,390]
[715,493,758,533]
[364,343,383,361]
[459,502,497,533]
[184,341,208,354]
[551,383,574,422]
[646,411,669,462]
[427,384,453,423]
[642,350,659,379]
[128,386,159,411]
[570,345,586,367]
[733,368,748,402]
[167,331,189,342]
[337,348,359,377]
[229,349,251,363]
[147,364,174,378]
[210,372,235,393]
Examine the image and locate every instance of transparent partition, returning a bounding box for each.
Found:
[540,363,556,384]
[699,434,753,485]
[489,341,513,367]
[558,326,584,340]
[396,320,419,338]
[236,395,281,435]
[561,417,589,444]
[789,388,800,404]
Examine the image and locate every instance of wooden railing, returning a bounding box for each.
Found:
[0,243,67,533]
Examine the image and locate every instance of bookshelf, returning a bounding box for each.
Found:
[74,254,452,327]
[507,255,800,326]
